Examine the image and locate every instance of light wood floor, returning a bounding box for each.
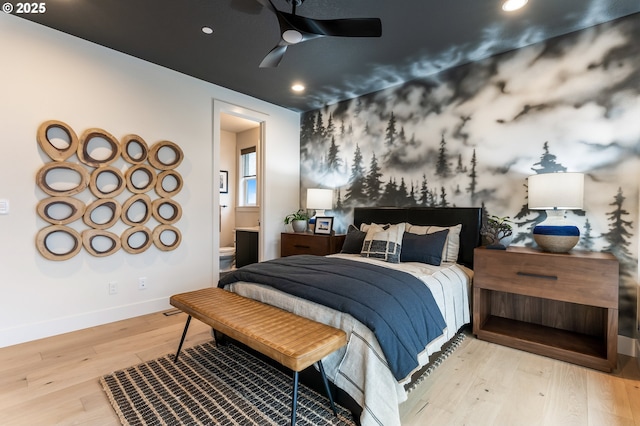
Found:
[0,311,638,426]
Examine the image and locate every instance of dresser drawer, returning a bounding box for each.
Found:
[474,247,618,308]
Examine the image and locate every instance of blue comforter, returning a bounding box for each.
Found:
[218,255,446,380]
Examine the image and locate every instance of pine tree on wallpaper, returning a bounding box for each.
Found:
[439,187,449,207]
[364,153,383,202]
[314,110,325,138]
[603,188,634,277]
[467,149,478,204]
[419,174,430,206]
[335,189,343,211]
[385,112,397,148]
[601,187,636,334]
[344,145,367,205]
[326,113,336,137]
[398,178,411,206]
[300,113,315,160]
[579,219,596,251]
[436,133,451,178]
[327,136,341,172]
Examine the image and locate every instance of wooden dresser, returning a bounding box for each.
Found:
[281,232,345,257]
[473,246,619,372]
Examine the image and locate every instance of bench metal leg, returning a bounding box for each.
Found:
[291,362,337,425]
[317,361,338,417]
[173,315,192,363]
[291,371,299,426]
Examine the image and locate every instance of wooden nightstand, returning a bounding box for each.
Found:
[473,246,619,372]
[281,232,346,257]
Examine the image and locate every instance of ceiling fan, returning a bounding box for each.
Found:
[256,0,382,68]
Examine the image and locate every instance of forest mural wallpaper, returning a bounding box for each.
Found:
[299,14,640,338]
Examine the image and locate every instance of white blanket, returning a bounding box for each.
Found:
[224,254,472,426]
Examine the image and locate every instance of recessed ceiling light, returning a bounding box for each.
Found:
[502,0,528,12]
[291,84,305,92]
[201,26,214,35]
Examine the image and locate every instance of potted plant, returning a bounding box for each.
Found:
[481,215,514,249]
[284,209,310,233]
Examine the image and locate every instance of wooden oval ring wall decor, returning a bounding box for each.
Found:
[152,225,182,251]
[89,166,126,199]
[35,123,185,259]
[155,170,183,198]
[83,199,122,230]
[121,194,152,226]
[121,226,153,254]
[121,134,149,164]
[36,162,90,197]
[78,128,121,167]
[125,163,157,194]
[82,229,121,257]
[36,225,82,261]
[148,140,184,170]
[152,198,182,225]
[36,196,86,225]
[37,120,79,162]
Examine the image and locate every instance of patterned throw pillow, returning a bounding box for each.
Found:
[405,223,462,263]
[360,222,406,263]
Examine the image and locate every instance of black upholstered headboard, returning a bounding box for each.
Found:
[353,207,483,269]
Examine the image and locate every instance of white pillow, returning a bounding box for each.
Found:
[360,222,405,263]
[405,223,462,263]
[360,222,390,232]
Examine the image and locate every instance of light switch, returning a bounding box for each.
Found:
[0,199,9,215]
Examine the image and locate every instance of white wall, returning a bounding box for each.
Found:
[0,14,300,347]
[220,130,236,247]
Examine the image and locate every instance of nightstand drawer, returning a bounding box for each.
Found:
[283,233,328,255]
[281,233,345,257]
[474,247,618,308]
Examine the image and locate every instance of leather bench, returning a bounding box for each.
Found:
[170,287,347,425]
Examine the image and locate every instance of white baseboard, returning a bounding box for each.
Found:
[0,297,171,348]
[618,334,638,358]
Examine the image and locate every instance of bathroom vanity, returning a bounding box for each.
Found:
[235,227,259,268]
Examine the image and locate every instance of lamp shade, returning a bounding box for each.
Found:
[528,172,584,210]
[306,188,333,210]
[527,172,584,253]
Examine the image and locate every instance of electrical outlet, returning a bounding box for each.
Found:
[108,281,118,295]
[138,277,147,290]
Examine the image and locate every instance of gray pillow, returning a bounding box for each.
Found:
[400,229,449,265]
[341,225,367,254]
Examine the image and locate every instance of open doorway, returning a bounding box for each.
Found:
[214,101,266,276]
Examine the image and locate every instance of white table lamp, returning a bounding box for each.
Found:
[306,188,333,218]
[528,172,584,253]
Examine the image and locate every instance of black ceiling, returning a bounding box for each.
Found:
[16,0,640,113]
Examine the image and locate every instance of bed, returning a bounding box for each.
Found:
[219,207,482,426]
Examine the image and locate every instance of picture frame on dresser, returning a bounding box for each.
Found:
[313,216,333,235]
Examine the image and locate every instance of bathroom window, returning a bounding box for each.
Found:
[239,146,256,206]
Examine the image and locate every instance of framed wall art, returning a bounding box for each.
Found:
[220,170,228,193]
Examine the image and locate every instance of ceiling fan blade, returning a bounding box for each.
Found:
[254,0,277,14]
[259,44,288,68]
[282,13,382,38]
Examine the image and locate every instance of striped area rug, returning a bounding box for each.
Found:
[100,342,355,425]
